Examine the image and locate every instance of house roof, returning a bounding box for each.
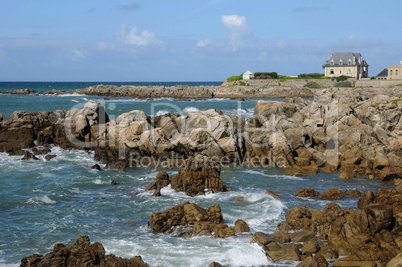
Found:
[323,52,368,67]
[243,70,253,75]
[376,68,388,77]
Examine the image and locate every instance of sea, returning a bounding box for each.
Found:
[0,82,388,266]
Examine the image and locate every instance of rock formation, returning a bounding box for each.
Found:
[20,235,149,267]
[149,202,249,238]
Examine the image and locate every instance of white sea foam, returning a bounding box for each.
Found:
[44,93,84,97]
[27,195,56,205]
[184,107,199,113]
[156,110,169,116]
[241,169,304,181]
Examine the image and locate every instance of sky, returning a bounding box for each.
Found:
[0,0,401,81]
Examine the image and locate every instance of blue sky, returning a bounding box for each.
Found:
[0,0,401,81]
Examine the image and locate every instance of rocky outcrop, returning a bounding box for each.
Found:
[269,186,402,266]
[146,158,227,196]
[148,202,249,238]
[295,187,364,199]
[1,87,401,179]
[20,235,149,267]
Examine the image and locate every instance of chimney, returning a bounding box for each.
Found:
[353,55,356,65]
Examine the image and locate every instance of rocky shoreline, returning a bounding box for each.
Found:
[1,86,401,266]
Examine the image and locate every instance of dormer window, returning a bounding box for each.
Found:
[330,60,334,66]
[348,60,352,65]
[339,60,343,66]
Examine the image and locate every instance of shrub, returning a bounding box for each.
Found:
[335,81,352,87]
[298,73,324,79]
[391,98,402,105]
[254,72,278,79]
[334,75,350,82]
[227,76,242,81]
[304,81,321,89]
[239,81,247,86]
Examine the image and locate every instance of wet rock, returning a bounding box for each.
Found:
[251,232,285,252]
[32,147,51,155]
[45,154,57,161]
[91,164,102,171]
[21,151,39,160]
[20,235,149,267]
[301,242,321,256]
[235,196,245,202]
[110,180,119,185]
[233,219,250,233]
[209,262,223,267]
[295,187,321,198]
[170,160,226,196]
[319,188,345,200]
[153,188,161,197]
[266,189,282,199]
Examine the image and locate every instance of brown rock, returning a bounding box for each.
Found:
[267,244,302,262]
[156,170,170,188]
[251,232,285,252]
[319,188,345,200]
[91,164,102,170]
[266,189,282,199]
[285,165,319,176]
[20,235,149,267]
[314,254,329,267]
[170,160,226,196]
[296,256,318,267]
[333,259,383,267]
[21,151,39,160]
[149,202,223,233]
[235,196,245,202]
[44,154,57,161]
[301,242,320,256]
[291,230,317,242]
[209,262,223,267]
[345,189,365,197]
[377,167,402,181]
[295,187,320,198]
[233,219,250,233]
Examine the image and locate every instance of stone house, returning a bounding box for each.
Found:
[376,69,388,80]
[323,52,369,79]
[242,71,254,80]
[387,64,402,80]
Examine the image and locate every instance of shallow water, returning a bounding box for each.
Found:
[0,146,386,266]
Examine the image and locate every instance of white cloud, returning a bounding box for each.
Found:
[196,39,212,48]
[221,15,254,51]
[71,49,86,61]
[116,24,163,47]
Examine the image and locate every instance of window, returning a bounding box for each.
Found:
[330,61,334,66]
[347,68,352,75]
[339,60,343,66]
[339,69,343,74]
[330,69,334,75]
[390,70,393,75]
[348,60,352,65]
[396,70,399,76]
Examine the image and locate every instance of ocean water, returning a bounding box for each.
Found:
[0,82,388,266]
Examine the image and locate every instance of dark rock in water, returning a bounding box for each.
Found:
[91,164,102,171]
[170,159,226,196]
[20,235,149,267]
[235,196,245,202]
[153,188,161,197]
[45,154,57,161]
[110,180,119,185]
[21,151,39,160]
[266,189,282,199]
[209,262,223,267]
[103,97,110,100]
[0,113,3,122]
[318,188,345,200]
[32,147,51,155]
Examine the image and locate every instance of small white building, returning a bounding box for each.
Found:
[242,70,254,80]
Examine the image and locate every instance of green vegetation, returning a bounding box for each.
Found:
[304,81,321,89]
[298,73,324,79]
[332,75,350,82]
[227,76,243,81]
[254,72,278,79]
[391,98,402,105]
[320,76,330,79]
[334,81,353,87]
[239,81,247,86]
